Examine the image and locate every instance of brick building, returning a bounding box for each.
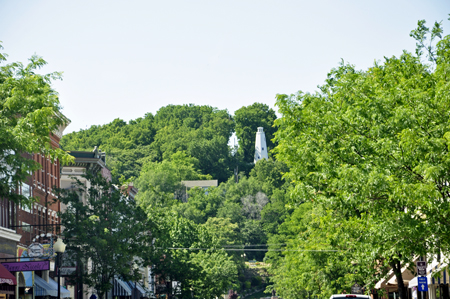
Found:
[0,123,69,299]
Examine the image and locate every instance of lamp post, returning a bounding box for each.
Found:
[54,238,66,299]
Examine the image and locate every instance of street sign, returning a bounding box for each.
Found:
[416,261,427,276]
[351,283,363,294]
[418,277,428,292]
[59,267,76,277]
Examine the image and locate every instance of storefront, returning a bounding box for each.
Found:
[0,263,17,299]
[3,260,70,299]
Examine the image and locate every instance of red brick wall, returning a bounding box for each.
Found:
[16,133,62,246]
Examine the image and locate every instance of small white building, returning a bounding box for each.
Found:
[254,127,269,163]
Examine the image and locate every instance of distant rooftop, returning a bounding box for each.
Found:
[181,180,218,189]
[65,146,106,173]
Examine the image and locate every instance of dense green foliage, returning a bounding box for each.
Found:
[57,17,450,299]
[60,102,287,297]
[56,174,151,299]
[7,14,450,299]
[134,157,291,295]
[270,19,450,299]
[146,209,238,299]
[0,45,73,205]
[234,103,277,172]
[61,104,236,182]
[61,103,279,184]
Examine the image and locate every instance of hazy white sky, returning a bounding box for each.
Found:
[1,1,449,134]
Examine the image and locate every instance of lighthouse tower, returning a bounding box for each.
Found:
[254,127,269,163]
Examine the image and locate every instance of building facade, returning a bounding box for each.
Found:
[0,125,69,299]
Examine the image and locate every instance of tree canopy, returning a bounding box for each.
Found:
[0,45,73,205]
[61,104,235,183]
[56,174,151,299]
[271,19,450,299]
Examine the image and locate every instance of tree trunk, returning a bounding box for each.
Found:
[166,280,172,299]
[390,259,406,299]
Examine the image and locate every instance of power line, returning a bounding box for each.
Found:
[156,247,340,252]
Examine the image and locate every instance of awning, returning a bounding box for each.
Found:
[114,278,132,296]
[126,281,147,296]
[0,263,17,285]
[375,261,416,290]
[34,274,71,297]
[35,275,56,297]
[429,263,448,285]
[135,282,147,295]
[47,277,71,298]
[22,272,33,287]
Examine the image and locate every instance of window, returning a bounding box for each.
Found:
[21,183,32,212]
[20,221,31,232]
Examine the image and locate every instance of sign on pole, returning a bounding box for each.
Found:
[351,283,363,294]
[59,267,77,277]
[416,261,427,276]
[418,277,428,292]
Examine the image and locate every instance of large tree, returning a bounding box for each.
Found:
[273,19,450,299]
[145,209,238,299]
[0,45,72,204]
[57,174,151,299]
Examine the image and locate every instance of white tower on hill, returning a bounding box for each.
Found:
[254,127,269,163]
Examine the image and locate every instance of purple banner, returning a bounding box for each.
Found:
[2,261,50,272]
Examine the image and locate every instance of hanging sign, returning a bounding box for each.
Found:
[28,243,44,258]
[59,267,77,277]
[2,261,50,272]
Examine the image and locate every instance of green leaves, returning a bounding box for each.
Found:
[271,18,450,299]
[0,45,73,205]
[56,174,152,298]
[410,19,445,62]
[61,104,236,183]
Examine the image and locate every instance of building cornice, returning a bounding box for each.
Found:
[0,226,22,242]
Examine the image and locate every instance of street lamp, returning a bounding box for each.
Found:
[54,238,66,299]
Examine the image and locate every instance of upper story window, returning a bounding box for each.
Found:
[21,183,32,213]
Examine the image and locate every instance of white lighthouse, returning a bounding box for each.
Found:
[254,127,269,163]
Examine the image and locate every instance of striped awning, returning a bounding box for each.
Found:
[126,281,147,296]
[114,278,132,296]
[34,275,70,297]
[431,263,448,285]
[47,276,71,298]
